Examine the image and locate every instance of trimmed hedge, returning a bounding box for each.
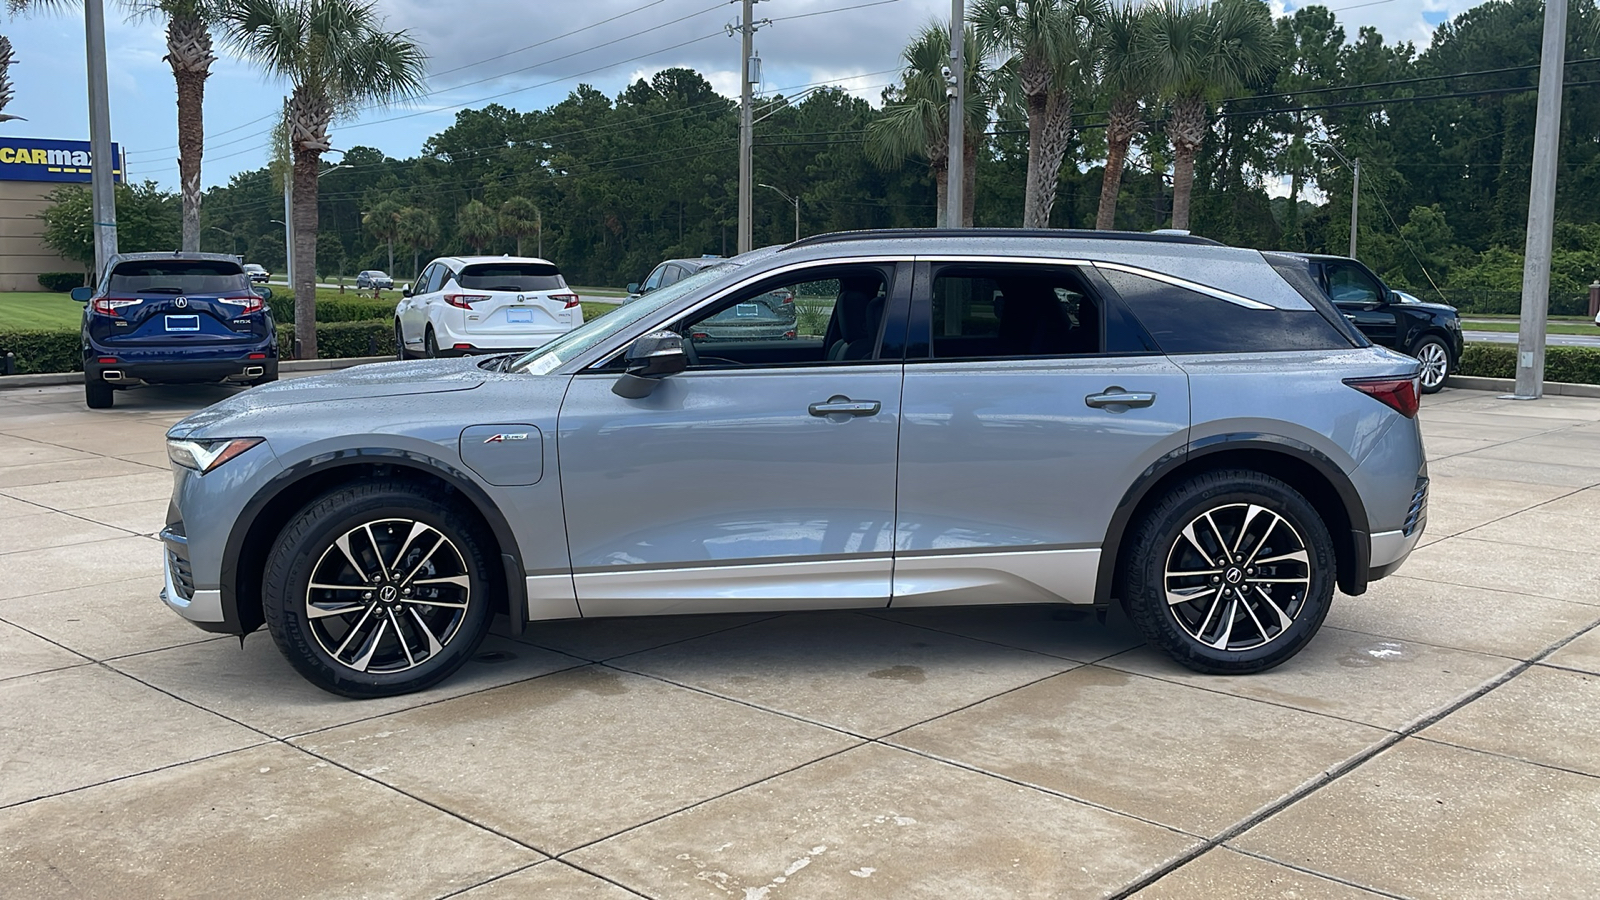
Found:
[268,293,396,324]
[0,330,81,374]
[276,318,395,359]
[1458,343,1600,384]
[37,272,86,292]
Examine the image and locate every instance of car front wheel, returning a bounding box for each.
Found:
[1121,469,1336,675]
[1413,336,1450,394]
[424,326,440,359]
[262,481,496,697]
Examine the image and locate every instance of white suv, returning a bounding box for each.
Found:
[395,256,584,357]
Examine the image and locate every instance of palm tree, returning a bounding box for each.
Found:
[124,1,219,251]
[361,198,400,273]
[0,35,17,124]
[865,21,990,227]
[221,0,426,358]
[973,0,1101,228]
[1141,0,1278,231]
[395,206,437,280]
[1095,2,1149,230]
[498,196,541,257]
[456,198,496,254]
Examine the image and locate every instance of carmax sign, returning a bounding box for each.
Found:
[0,137,123,184]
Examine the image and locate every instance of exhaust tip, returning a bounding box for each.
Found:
[242,366,264,378]
[103,370,124,382]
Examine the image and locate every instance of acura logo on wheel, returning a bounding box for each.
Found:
[378,585,398,602]
[175,297,188,308]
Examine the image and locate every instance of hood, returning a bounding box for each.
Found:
[169,357,485,438]
[1400,299,1457,315]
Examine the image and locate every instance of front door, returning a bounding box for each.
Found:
[556,261,909,616]
[892,260,1191,606]
[1324,260,1397,348]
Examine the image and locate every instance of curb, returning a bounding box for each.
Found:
[0,355,393,391]
[1445,374,1600,398]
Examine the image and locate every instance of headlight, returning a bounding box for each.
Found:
[167,437,263,473]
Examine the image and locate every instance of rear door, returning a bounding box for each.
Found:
[891,260,1190,607]
[456,261,578,338]
[88,259,266,348]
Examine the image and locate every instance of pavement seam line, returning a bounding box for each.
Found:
[1406,732,1600,782]
[1104,614,1600,898]
[1219,845,1410,899]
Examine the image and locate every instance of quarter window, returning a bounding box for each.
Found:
[1101,269,1351,354]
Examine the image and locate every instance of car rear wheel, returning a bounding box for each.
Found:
[1121,469,1336,675]
[85,377,113,409]
[1413,336,1450,394]
[262,481,496,698]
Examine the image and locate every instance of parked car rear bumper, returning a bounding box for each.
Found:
[84,340,279,385]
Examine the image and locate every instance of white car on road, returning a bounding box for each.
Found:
[395,256,583,358]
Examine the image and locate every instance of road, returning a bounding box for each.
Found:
[1465,329,1600,348]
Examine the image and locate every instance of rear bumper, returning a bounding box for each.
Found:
[1367,476,1428,581]
[85,342,278,385]
[432,329,566,355]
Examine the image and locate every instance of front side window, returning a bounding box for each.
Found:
[659,265,684,287]
[674,266,890,368]
[1101,268,1351,354]
[928,266,1102,359]
[641,264,667,293]
[1324,262,1384,306]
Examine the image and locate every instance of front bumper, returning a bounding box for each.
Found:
[158,524,228,629]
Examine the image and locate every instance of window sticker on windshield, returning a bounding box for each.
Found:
[523,353,562,376]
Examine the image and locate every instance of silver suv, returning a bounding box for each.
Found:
[160,230,1428,698]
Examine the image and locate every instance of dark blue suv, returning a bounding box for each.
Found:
[73,252,278,409]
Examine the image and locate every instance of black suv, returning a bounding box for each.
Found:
[1266,253,1463,393]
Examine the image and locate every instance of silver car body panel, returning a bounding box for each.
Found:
[161,232,1427,635]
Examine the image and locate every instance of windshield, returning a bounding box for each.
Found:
[508,262,735,374]
[107,260,249,295]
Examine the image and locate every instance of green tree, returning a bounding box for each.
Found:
[866,21,990,226]
[395,206,437,279]
[973,0,1102,227]
[1094,2,1150,230]
[221,0,426,358]
[361,198,400,273]
[456,198,496,254]
[38,181,181,277]
[1141,0,1278,231]
[498,196,541,257]
[0,34,15,125]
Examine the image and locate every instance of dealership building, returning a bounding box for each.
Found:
[0,137,123,292]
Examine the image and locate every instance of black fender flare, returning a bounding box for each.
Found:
[218,447,528,637]
[1093,433,1372,605]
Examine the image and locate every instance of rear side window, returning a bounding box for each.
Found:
[929,265,1103,359]
[459,263,564,292]
[108,260,248,294]
[1100,269,1353,354]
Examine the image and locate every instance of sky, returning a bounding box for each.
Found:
[0,0,1485,193]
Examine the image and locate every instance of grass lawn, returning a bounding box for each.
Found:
[0,292,84,331]
[1462,320,1597,335]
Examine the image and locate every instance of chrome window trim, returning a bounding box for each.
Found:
[913,255,1275,310]
[576,255,911,372]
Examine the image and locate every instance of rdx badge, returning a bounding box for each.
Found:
[483,433,529,444]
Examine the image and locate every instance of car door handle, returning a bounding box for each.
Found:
[809,396,881,417]
[1085,388,1156,410]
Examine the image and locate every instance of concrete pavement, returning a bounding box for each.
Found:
[1,380,1598,898]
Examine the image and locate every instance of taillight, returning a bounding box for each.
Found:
[444,293,490,309]
[91,296,142,316]
[551,292,581,309]
[1344,375,1420,418]
[779,290,794,304]
[225,295,264,315]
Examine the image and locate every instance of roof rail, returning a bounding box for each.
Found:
[781,227,1225,251]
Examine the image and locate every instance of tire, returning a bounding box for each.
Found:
[1413,335,1450,394]
[424,326,439,359]
[85,377,113,409]
[261,481,496,698]
[250,366,279,387]
[1121,469,1336,675]
[395,321,408,361]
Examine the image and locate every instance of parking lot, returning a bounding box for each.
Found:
[1,378,1597,899]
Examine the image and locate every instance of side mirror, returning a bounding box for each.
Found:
[626,282,641,295]
[612,329,687,399]
[401,283,413,298]
[70,286,93,303]
[253,285,273,301]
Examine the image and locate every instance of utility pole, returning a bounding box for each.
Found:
[85,0,117,277]
[945,0,965,228]
[1349,157,1360,259]
[738,0,755,254]
[283,177,294,287]
[1514,0,1568,401]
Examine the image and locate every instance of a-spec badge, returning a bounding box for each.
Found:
[175,296,189,308]
[483,432,529,444]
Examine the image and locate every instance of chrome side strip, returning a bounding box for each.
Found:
[1090,261,1275,309]
[525,573,581,621]
[574,556,891,618]
[891,547,1102,607]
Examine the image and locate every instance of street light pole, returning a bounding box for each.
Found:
[945,0,965,228]
[759,183,799,242]
[1513,0,1568,401]
[1349,157,1360,259]
[85,0,117,277]
[738,0,754,254]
